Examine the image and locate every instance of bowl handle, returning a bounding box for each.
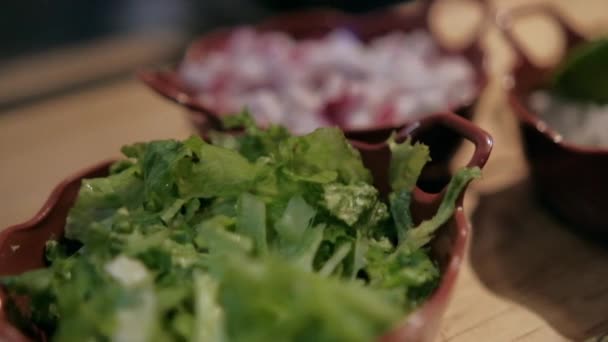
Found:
[137,69,223,129]
[398,113,492,169]
[494,3,587,74]
[397,113,493,203]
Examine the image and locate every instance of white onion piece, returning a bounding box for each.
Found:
[180,28,476,133]
[530,90,608,147]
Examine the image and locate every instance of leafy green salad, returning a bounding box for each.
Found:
[2,114,480,342]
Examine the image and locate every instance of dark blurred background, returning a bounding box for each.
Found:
[0,0,411,108]
[1,0,409,61]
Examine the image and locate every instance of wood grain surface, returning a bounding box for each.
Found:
[1,0,608,340]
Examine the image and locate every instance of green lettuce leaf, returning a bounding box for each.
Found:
[404,167,481,249]
[321,182,381,227]
[214,253,401,342]
[278,127,372,184]
[388,137,430,191]
[236,193,268,255]
[65,165,144,242]
[176,136,259,199]
[193,273,226,342]
[388,137,431,243]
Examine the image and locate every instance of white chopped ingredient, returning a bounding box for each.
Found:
[180,28,476,134]
[113,288,156,342]
[529,90,608,147]
[10,245,20,252]
[104,255,149,287]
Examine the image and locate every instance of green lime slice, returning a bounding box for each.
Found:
[552,38,608,104]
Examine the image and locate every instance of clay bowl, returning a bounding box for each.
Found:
[0,113,492,342]
[139,1,489,191]
[499,4,608,234]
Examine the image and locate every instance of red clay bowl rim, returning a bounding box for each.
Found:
[0,113,493,340]
[138,2,490,134]
[507,78,608,156]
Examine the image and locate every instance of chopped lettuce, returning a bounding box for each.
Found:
[321,182,382,227]
[388,137,430,192]
[2,112,480,341]
[387,136,430,243]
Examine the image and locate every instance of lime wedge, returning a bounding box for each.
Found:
[552,38,608,104]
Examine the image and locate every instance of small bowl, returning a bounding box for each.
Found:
[499,4,608,233]
[0,113,492,342]
[140,2,489,193]
[139,1,489,184]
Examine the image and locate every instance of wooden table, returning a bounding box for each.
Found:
[2,0,608,340]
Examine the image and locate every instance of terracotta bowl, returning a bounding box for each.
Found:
[499,4,608,234]
[0,113,492,342]
[139,1,489,192]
